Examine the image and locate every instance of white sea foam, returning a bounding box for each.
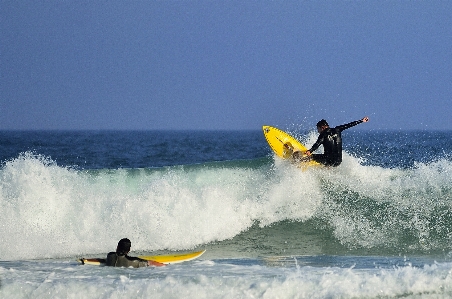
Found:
[1,258,452,298]
[1,152,452,260]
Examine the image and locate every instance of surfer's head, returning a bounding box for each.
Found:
[316,119,329,132]
[116,238,131,255]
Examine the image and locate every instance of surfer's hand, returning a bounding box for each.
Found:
[305,150,311,156]
[362,116,369,122]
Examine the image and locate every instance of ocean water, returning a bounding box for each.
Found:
[1,129,452,298]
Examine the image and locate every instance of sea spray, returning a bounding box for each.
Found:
[2,149,452,260]
[316,154,452,252]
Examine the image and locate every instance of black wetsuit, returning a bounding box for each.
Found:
[308,119,364,167]
[106,252,149,268]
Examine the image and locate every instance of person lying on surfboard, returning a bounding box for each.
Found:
[293,116,369,167]
[106,238,165,268]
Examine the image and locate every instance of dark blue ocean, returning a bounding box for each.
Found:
[1,129,452,298]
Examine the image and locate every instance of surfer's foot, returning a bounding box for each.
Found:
[293,151,311,162]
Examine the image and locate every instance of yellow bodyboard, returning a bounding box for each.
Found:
[262,125,320,167]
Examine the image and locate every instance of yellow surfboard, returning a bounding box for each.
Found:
[78,249,206,266]
[262,125,319,167]
[139,250,205,264]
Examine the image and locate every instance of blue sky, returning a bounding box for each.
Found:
[1,1,451,130]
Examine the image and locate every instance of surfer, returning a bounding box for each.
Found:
[293,116,369,166]
[106,238,165,268]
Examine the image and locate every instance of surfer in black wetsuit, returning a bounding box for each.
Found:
[106,238,164,268]
[293,116,369,167]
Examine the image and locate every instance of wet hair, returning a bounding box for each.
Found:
[316,119,329,128]
[116,238,131,255]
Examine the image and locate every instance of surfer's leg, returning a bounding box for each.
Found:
[311,154,329,165]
